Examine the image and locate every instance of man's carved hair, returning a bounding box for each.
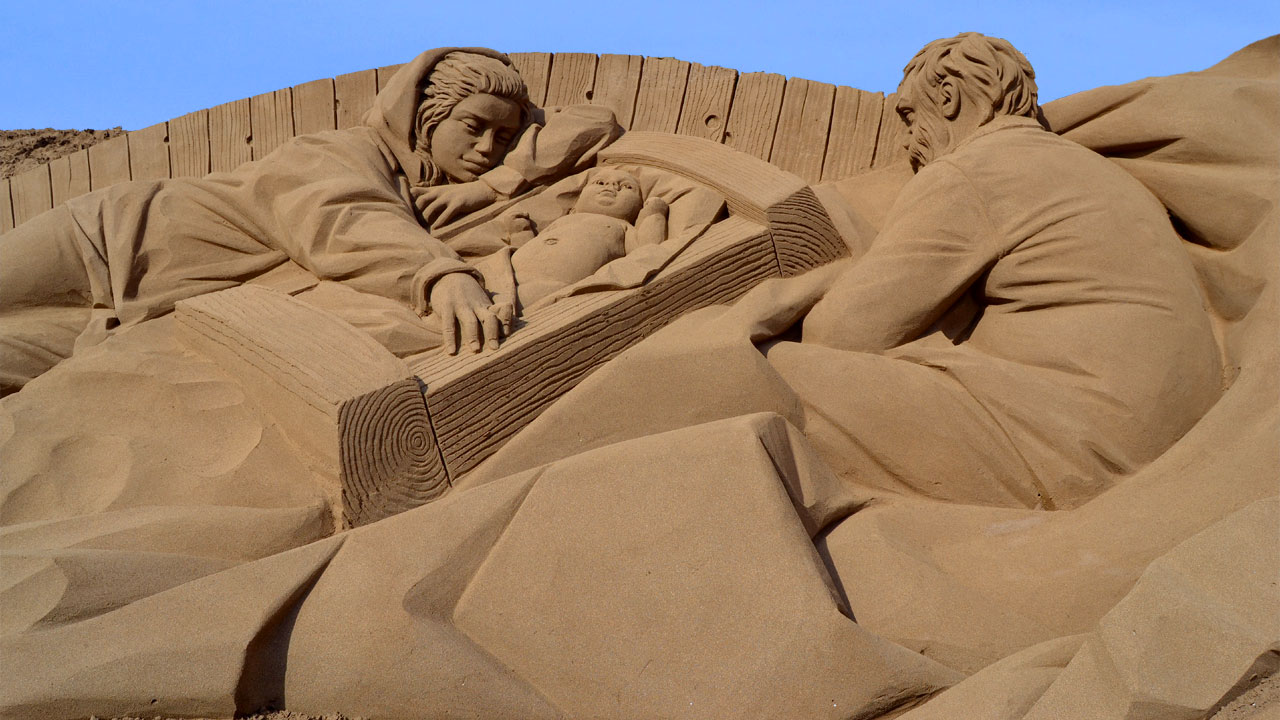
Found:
[902,33,1040,122]
[414,52,534,185]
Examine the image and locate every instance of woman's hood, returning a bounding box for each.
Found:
[363,46,516,186]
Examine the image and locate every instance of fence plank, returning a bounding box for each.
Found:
[675,63,737,143]
[10,165,53,225]
[377,63,405,92]
[293,78,336,136]
[334,69,378,130]
[846,90,885,175]
[631,57,690,133]
[1,178,14,233]
[50,149,90,207]
[88,133,132,189]
[769,78,835,184]
[209,98,252,173]
[592,54,642,129]
[129,122,171,181]
[170,109,210,178]
[723,71,785,162]
[508,52,551,106]
[251,88,295,159]
[544,52,597,107]
[871,92,908,168]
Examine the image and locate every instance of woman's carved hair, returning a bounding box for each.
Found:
[902,33,1040,123]
[414,51,534,186]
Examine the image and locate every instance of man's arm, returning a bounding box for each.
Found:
[802,161,1001,353]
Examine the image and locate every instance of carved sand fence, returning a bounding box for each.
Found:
[1,51,907,233]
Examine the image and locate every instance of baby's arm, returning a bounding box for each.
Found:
[627,197,669,253]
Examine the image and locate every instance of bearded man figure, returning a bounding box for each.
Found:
[786,33,1224,509]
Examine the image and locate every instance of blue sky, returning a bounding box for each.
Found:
[3,0,1276,130]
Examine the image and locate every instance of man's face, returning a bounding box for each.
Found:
[896,75,951,172]
[430,93,523,183]
[574,168,644,221]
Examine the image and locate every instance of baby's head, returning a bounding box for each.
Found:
[573,167,645,222]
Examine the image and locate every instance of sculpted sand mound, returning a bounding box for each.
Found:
[0,128,123,179]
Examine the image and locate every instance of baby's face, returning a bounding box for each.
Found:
[574,168,644,221]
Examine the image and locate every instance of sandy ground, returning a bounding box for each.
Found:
[1,128,122,179]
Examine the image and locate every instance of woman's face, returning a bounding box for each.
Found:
[430,93,523,183]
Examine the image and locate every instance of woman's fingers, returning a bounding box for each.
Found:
[477,308,501,351]
[438,303,458,355]
[457,307,481,353]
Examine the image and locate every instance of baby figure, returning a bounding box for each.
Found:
[507,167,668,308]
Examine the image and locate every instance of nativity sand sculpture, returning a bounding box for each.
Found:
[0,32,1277,720]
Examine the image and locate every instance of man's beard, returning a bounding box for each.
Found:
[907,110,953,172]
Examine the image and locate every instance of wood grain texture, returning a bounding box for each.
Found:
[250,88,295,159]
[723,72,786,162]
[49,149,90,207]
[847,90,886,176]
[128,122,171,182]
[413,216,778,476]
[872,92,909,169]
[821,86,875,180]
[1,178,14,233]
[88,133,131,190]
[10,165,52,225]
[631,57,690,133]
[208,98,252,173]
[377,63,405,92]
[544,52,597,107]
[176,285,447,528]
[169,109,210,178]
[767,185,847,276]
[334,69,378,130]
[292,78,336,136]
[676,63,737,143]
[509,52,552,107]
[592,54,643,128]
[770,78,836,184]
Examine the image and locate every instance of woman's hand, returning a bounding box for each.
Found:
[428,272,511,354]
[414,181,498,231]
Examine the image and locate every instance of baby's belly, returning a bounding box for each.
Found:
[511,235,624,286]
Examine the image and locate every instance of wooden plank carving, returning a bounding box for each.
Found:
[592,54,643,129]
[128,122,171,182]
[250,88,295,159]
[176,285,450,528]
[49,150,91,207]
[676,63,737,143]
[334,69,378,130]
[770,78,836,184]
[169,109,211,178]
[508,53,552,107]
[872,92,909,168]
[88,134,131,190]
[822,86,871,180]
[208,99,252,173]
[292,78,336,136]
[377,63,405,93]
[544,52,597,107]
[1,178,14,233]
[723,72,786,162]
[9,169,50,228]
[631,57,690,133]
[10,165,53,225]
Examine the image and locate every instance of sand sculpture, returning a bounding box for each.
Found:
[1,32,1277,720]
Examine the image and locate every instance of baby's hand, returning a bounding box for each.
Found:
[502,212,537,246]
[640,197,670,219]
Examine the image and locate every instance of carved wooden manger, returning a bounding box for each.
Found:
[175,131,846,527]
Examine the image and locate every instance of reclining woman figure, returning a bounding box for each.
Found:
[0,48,621,395]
